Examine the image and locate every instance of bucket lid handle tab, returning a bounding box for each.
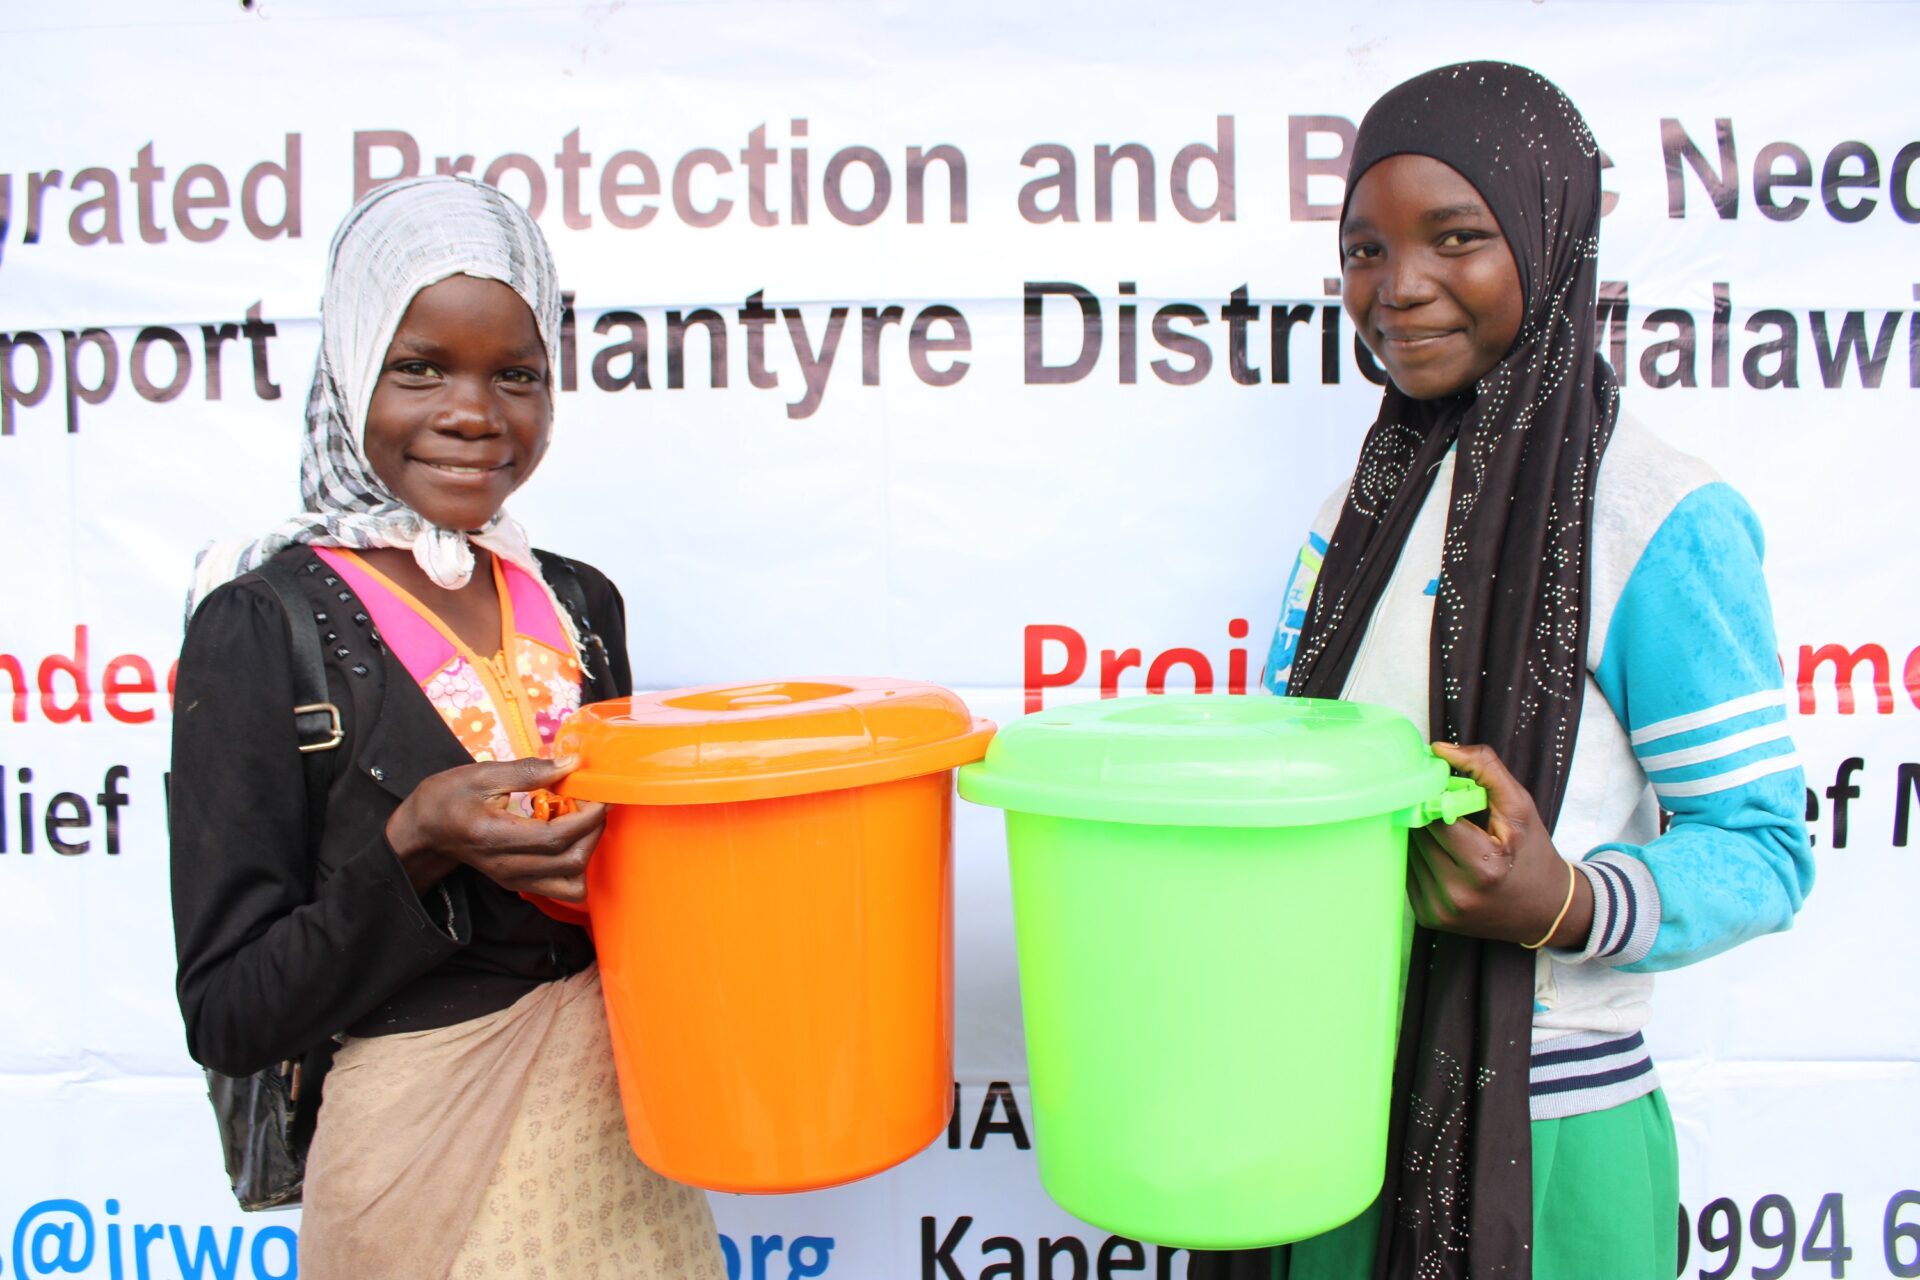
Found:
[1400,775,1488,828]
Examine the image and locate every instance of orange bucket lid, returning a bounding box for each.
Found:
[555,677,996,805]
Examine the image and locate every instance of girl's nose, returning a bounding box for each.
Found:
[1377,256,1436,309]
[433,377,504,434]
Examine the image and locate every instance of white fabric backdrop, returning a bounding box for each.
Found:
[2,2,1916,1275]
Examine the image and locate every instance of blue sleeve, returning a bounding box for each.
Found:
[1570,483,1813,973]
[1262,530,1328,696]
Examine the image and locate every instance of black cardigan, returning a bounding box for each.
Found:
[170,546,633,1078]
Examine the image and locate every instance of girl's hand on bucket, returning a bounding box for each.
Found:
[1409,743,1595,950]
[385,755,607,903]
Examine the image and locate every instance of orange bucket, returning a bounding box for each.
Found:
[555,677,994,1193]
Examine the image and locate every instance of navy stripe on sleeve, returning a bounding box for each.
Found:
[1606,861,1640,958]
[1591,859,1622,954]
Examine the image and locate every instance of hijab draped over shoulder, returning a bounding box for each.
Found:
[188,175,566,618]
[1200,63,1619,1280]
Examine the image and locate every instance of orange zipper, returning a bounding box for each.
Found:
[489,650,544,760]
[485,556,547,760]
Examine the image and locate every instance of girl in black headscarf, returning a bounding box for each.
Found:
[1194,62,1810,1279]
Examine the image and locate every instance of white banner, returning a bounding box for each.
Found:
[2,2,1916,1276]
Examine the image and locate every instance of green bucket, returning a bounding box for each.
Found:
[957,694,1485,1250]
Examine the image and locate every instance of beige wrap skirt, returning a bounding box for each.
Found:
[298,966,724,1279]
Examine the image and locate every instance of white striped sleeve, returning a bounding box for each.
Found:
[1584,482,1812,972]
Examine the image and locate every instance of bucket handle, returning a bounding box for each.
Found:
[1400,775,1488,827]
[519,788,593,928]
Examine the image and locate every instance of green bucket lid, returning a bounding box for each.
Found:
[957,694,1482,828]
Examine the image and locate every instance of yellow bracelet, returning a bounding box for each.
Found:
[1522,860,1579,951]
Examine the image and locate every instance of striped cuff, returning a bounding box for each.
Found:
[1555,851,1660,967]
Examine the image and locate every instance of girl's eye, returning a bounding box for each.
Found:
[500,367,546,385]
[393,359,439,378]
[1341,243,1379,262]
[1438,230,1489,249]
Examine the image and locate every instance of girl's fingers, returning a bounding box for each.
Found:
[1421,809,1499,870]
[1407,834,1450,924]
[411,760,605,888]
[472,846,591,893]
[1431,740,1546,850]
[522,873,589,904]
[1431,741,1530,815]
[1416,744,1570,943]
[456,754,582,800]
[462,795,602,847]
[540,800,605,842]
[553,821,603,872]
[1410,825,1444,865]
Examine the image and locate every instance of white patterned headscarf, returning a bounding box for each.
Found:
[188,175,564,617]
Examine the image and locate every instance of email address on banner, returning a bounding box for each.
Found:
[4,1199,842,1279]
[7,1198,295,1280]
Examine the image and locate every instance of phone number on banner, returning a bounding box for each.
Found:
[1681,1190,1920,1279]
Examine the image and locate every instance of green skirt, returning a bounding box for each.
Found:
[1276,1089,1679,1280]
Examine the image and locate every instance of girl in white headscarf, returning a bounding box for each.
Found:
[172,175,725,1278]
[190,173,569,616]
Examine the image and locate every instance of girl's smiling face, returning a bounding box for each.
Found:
[1341,154,1524,400]
[362,275,552,532]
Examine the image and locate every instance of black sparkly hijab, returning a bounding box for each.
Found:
[1193,63,1618,1280]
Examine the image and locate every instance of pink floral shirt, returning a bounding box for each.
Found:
[315,548,583,764]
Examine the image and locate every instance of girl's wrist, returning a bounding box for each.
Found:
[397,846,455,894]
[385,808,454,891]
[385,805,424,860]
[1542,864,1595,950]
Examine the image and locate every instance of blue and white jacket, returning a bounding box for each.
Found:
[1265,417,1813,1121]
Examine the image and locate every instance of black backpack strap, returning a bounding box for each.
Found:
[250,557,341,831]
[207,556,344,1201]
[534,549,612,696]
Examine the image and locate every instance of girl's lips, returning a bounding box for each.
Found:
[1381,329,1463,349]
[414,459,507,475]
[411,458,512,488]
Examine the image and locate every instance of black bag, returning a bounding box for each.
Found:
[201,551,607,1210]
[206,1043,336,1211]
[202,555,343,1210]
